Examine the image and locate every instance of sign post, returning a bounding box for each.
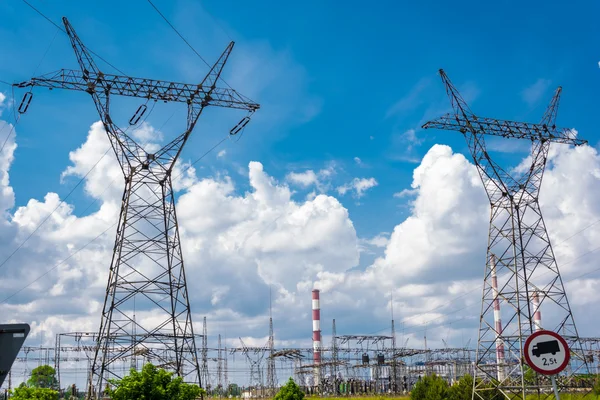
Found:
[524,330,570,400]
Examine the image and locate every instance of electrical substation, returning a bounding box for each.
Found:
[0,3,598,400]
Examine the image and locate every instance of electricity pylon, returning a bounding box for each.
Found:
[266,298,277,395]
[422,70,591,399]
[15,17,259,399]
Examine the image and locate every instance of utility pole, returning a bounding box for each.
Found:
[422,69,591,399]
[15,17,258,399]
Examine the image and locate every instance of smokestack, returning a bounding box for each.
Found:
[490,254,505,381]
[532,291,542,331]
[312,289,321,385]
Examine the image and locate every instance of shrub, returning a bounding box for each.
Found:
[448,374,473,400]
[106,363,204,400]
[10,384,59,400]
[410,374,449,400]
[274,377,305,400]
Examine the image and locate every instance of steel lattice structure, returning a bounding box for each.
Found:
[423,69,592,399]
[266,315,277,395]
[15,17,259,399]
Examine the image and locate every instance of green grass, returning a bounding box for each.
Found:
[304,397,409,400]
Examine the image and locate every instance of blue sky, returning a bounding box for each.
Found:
[2,0,598,244]
[2,1,600,384]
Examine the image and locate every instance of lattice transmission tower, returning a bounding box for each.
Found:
[422,70,591,399]
[266,297,277,395]
[15,17,259,399]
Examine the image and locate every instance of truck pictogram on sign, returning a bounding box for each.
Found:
[532,340,560,357]
[524,330,570,375]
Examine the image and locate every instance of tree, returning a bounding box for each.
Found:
[27,365,58,389]
[448,374,473,400]
[106,363,204,400]
[273,378,304,400]
[593,374,600,396]
[410,374,449,400]
[227,383,241,397]
[10,383,58,400]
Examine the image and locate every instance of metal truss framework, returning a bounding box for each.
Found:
[232,339,268,392]
[423,69,592,399]
[266,314,277,395]
[53,332,205,393]
[28,331,600,398]
[15,17,259,399]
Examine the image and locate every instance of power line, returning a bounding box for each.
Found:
[0,147,112,272]
[0,129,230,309]
[366,231,600,338]
[20,0,126,76]
[0,90,161,274]
[0,222,117,304]
[0,86,21,155]
[400,259,600,340]
[146,0,233,89]
[146,0,211,69]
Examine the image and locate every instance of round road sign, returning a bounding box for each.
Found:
[524,330,570,375]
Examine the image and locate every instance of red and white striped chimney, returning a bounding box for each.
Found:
[490,255,505,381]
[532,291,542,332]
[312,289,321,384]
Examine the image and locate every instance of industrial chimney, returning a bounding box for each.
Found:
[312,289,321,386]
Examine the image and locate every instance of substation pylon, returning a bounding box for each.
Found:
[15,17,259,399]
[266,313,277,395]
[422,70,592,399]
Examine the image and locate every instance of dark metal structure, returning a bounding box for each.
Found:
[266,307,277,395]
[422,69,591,399]
[201,317,209,391]
[15,17,258,399]
[233,338,267,390]
[0,324,30,388]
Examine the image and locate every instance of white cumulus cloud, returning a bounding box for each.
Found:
[337,177,378,198]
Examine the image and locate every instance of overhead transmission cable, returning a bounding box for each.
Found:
[0,3,246,301]
[146,0,233,90]
[0,128,231,305]
[0,222,118,304]
[0,2,163,273]
[0,100,160,273]
[20,0,126,75]
[0,25,60,154]
[0,147,111,272]
[390,246,600,341]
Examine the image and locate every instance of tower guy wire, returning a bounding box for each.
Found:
[12,16,259,399]
[422,69,593,399]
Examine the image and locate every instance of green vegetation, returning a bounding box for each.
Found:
[410,374,505,400]
[10,384,59,400]
[9,365,60,399]
[410,374,449,400]
[27,365,59,389]
[274,378,305,400]
[106,363,204,400]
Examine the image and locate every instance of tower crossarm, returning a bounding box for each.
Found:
[423,114,585,146]
[14,69,259,112]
